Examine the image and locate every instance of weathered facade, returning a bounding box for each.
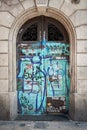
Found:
[0,0,87,121]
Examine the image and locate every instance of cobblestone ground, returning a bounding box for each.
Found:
[0,121,87,130]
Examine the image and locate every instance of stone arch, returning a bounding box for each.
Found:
[9,7,76,120]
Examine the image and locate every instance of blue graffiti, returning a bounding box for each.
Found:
[17,42,70,115]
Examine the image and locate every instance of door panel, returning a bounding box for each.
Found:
[17,16,70,115]
[17,45,47,115]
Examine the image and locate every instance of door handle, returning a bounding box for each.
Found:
[40,31,41,42]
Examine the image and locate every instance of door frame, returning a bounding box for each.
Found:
[9,7,76,120]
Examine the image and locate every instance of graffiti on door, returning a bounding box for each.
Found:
[17,41,70,115]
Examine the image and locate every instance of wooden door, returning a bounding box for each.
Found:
[16,16,70,115]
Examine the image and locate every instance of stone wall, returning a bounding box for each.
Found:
[0,0,87,121]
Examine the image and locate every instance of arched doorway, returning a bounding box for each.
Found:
[16,16,70,115]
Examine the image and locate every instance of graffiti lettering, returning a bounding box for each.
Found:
[17,42,70,115]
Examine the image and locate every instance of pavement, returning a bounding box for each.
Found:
[0,120,87,130]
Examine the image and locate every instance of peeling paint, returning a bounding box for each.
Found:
[17,41,70,115]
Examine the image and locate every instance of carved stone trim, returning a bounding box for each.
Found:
[9,7,76,120]
[35,0,48,6]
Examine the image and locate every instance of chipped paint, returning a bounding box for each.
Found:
[17,41,70,115]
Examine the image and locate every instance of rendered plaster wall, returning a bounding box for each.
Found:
[0,0,87,121]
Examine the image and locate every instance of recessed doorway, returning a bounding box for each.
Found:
[16,16,70,115]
